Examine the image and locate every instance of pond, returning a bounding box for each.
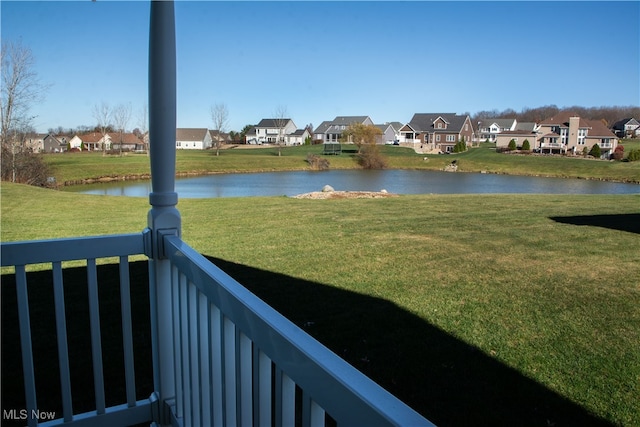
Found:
[68,170,640,198]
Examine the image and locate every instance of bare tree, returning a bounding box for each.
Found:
[1,40,50,184]
[112,102,132,156]
[137,103,149,153]
[273,105,288,157]
[92,101,112,155]
[210,103,229,156]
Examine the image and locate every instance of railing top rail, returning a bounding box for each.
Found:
[164,235,434,426]
[1,232,147,267]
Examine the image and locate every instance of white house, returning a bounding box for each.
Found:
[245,119,297,145]
[175,128,213,149]
[476,119,517,142]
[285,128,311,145]
[69,132,111,151]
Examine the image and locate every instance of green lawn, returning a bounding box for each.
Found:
[44,143,640,186]
[1,182,639,426]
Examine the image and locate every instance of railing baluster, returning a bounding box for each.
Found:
[223,316,237,426]
[53,262,73,421]
[188,281,201,426]
[179,272,191,425]
[87,258,106,414]
[199,291,212,426]
[258,349,272,427]
[239,332,252,427]
[275,369,295,427]
[211,304,224,426]
[15,265,38,427]
[302,391,325,427]
[171,264,183,419]
[118,256,136,407]
[310,400,325,427]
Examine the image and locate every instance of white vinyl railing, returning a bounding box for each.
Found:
[0,233,155,427]
[161,234,433,426]
[2,232,434,426]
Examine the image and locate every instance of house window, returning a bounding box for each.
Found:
[578,128,586,145]
[177,141,181,147]
[437,123,443,129]
[446,135,455,142]
[436,135,441,142]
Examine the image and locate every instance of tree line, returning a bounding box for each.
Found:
[472,105,640,126]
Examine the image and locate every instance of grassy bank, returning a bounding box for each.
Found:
[43,142,640,186]
[1,182,639,425]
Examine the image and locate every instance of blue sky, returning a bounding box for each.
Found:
[2,1,639,133]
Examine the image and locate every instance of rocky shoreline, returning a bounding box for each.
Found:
[291,185,399,199]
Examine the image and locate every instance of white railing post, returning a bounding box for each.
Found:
[147,0,180,424]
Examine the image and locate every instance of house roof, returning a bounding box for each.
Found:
[77,132,107,143]
[539,111,589,128]
[515,122,537,131]
[332,116,370,125]
[612,118,640,130]
[176,128,209,141]
[480,118,516,128]
[408,113,469,133]
[584,119,617,138]
[313,121,332,134]
[498,130,537,136]
[256,118,293,128]
[291,129,308,136]
[112,132,142,144]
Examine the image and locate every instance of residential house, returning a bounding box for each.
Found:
[245,119,298,145]
[176,128,213,149]
[43,134,70,152]
[286,128,311,145]
[111,132,144,151]
[494,122,539,149]
[376,122,404,145]
[69,132,111,151]
[23,133,47,152]
[611,118,639,138]
[495,130,538,150]
[210,130,231,147]
[476,119,517,142]
[535,112,618,158]
[313,116,374,143]
[399,113,475,152]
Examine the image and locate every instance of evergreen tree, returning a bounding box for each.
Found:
[589,144,601,158]
[522,139,530,151]
[508,139,516,151]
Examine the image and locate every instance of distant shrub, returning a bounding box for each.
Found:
[357,146,388,169]
[306,154,330,170]
[453,137,467,153]
[627,149,640,162]
[589,144,601,158]
[612,145,624,161]
[522,139,530,151]
[508,139,516,151]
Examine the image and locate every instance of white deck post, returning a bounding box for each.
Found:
[147,0,180,424]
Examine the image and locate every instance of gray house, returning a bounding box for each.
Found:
[313,116,374,143]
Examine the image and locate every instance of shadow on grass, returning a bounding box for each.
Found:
[2,258,613,426]
[1,263,153,427]
[550,213,640,234]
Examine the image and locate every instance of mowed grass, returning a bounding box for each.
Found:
[1,182,639,425]
[44,142,640,186]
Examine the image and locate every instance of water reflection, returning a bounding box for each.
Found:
[69,170,640,198]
